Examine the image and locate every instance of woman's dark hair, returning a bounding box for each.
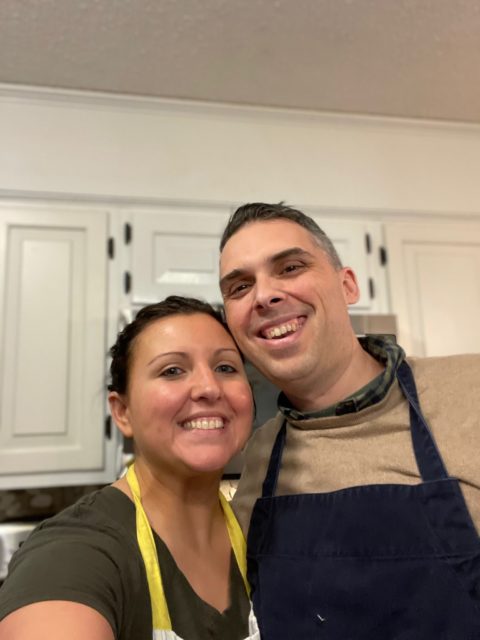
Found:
[108,296,228,394]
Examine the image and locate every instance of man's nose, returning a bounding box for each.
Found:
[254,275,285,310]
[190,367,222,401]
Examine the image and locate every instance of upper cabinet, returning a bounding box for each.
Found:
[385,220,480,357]
[128,206,389,313]
[0,204,119,489]
[129,207,229,305]
[311,216,389,314]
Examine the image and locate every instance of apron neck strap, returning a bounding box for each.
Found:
[126,463,171,631]
[126,464,250,632]
[395,360,449,481]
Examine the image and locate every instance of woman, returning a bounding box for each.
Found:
[0,296,259,640]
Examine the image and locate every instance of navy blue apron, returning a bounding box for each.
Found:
[247,360,480,639]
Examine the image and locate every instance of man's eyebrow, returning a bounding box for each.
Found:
[219,268,247,292]
[269,247,313,262]
[219,247,312,291]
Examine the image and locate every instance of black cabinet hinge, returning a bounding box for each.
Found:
[105,415,112,440]
[368,277,375,299]
[365,233,372,254]
[379,246,388,266]
[107,237,115,259]
[124,271,132,294]
[124,223,132,244]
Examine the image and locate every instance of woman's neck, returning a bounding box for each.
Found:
[115,459,225,548]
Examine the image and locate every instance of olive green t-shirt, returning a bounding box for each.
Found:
[0,486,250,640]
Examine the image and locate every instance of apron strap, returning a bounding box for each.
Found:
[261,421,287,498]
[220,492,251,597]
[126,464,172,631]
[396,360,449,481]
[126,464,250,632]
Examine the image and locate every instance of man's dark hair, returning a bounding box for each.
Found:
[220,202,342,270]
[108,296,227,394]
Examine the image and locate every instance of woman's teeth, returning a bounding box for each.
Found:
[182,418,224,430]
[264,320,299,340]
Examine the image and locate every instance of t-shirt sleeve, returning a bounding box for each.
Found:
[0,503,144,638]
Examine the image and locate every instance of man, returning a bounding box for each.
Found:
[219,202,480,640]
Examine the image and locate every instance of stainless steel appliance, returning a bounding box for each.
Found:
[0,522,38,581]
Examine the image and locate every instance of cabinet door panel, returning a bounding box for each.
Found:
[131,209,228,304]
[0,208,108,479]
[385,222,480,356]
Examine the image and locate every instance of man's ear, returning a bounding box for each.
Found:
[108,392,134,439]
[340,267,360,305]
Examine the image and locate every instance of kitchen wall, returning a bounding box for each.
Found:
[1,85,480,217]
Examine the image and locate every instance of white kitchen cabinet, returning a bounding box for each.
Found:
[129,207,230,305]
[0,204,119,489]
[128,206,389,313]
[311,217,389,314]
[385,221,480,357]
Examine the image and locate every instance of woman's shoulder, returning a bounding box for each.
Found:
[0,486,151,639]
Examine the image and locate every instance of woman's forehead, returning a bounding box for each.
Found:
[134,313,237,357]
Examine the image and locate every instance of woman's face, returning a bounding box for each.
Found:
[109,313,253,477]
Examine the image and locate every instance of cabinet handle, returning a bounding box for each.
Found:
[365,233,372,254]
[368,278,375,299]
[124,223,132,244]
[124,271,132,294]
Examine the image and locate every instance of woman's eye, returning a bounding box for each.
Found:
[159,366,183,378]
[215,363,237,374]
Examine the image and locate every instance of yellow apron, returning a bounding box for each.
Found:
[126,464,258,640]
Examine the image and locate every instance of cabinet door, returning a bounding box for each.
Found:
[130,208,229,305]
[312,217,389,314]
[385,221,480,356]
[0,206,109,487]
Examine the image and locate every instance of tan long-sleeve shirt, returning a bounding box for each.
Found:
[232,354,480,535]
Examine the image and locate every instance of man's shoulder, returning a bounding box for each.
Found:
[245,413,284,452]
[408,352,480,379]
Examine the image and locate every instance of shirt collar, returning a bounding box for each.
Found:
[278,335,405,420]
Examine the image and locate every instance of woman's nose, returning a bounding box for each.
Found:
[190,368,222,401]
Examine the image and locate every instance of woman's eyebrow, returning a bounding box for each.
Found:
[147,351,186,365]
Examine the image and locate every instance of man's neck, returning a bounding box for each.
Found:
[284,341,384,413]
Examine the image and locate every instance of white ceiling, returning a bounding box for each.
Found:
[1,0,480,124]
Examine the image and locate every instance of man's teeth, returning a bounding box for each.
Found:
[182,418,224,430]
[264,320,299,340]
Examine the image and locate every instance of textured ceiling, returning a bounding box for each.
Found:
[1,0,480,123]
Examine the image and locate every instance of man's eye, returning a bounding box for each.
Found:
[159,366,183,377]
[215,364,237,374]
[282,263,303,274]
[230,282,250,297]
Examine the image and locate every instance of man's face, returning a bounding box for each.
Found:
[219,220,359,392]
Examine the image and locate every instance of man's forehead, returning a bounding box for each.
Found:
[220,219,318,264]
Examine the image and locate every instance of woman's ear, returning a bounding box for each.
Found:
[108,392,134,439]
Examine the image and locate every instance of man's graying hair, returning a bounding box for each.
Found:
[219,202,343,270]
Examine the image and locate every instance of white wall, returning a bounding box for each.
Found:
[1,85,480,217]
